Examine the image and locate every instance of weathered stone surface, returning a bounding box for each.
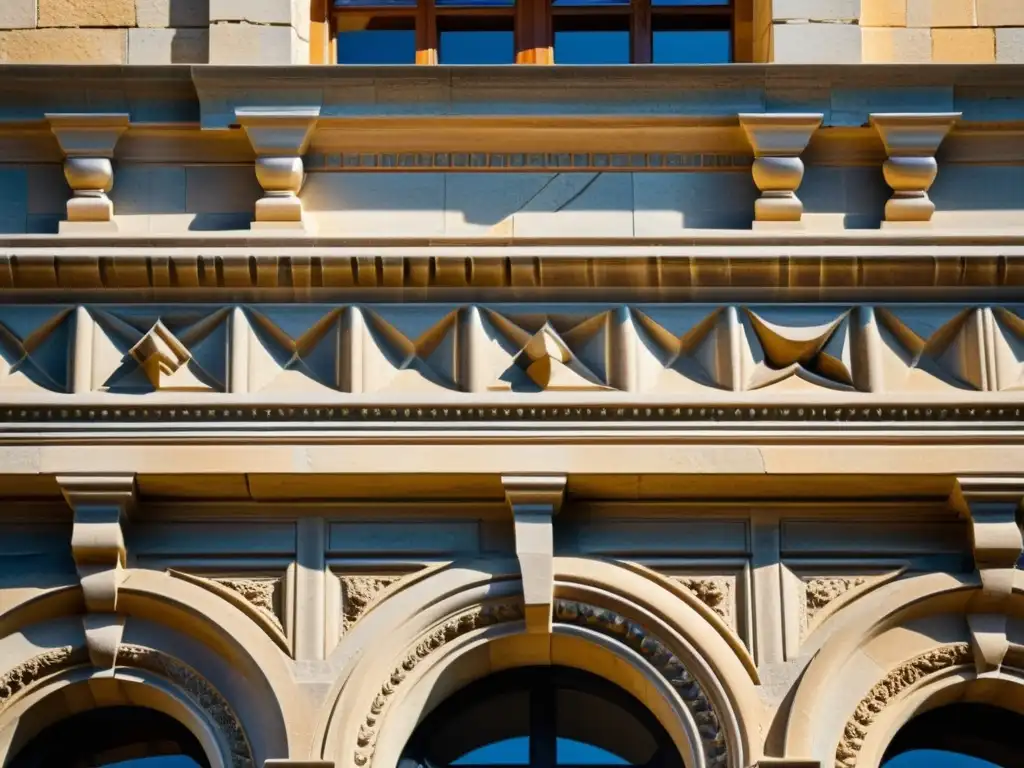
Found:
[0,28,126,63]
[0,0,36,29]
[933,27,996,62]
[996,27,1024,61]
[208,21,304,64]
[128,27,209,63]
[209,0,296,25]
[135,0,210,27]
[907,0,977,27]
[773,22,862,63]
[861,0,908,27]
[977,0,1024,26]
[862,26,932,62]
[38,0,136,27]
[772,0,859,21]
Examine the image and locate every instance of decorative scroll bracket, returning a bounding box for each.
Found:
[739,113,823,229]
[46,113,130,233]
[58,473,136,670]
[870,113,960,227]
[502,474,566,634]
[950,476,1024,674]
[236,108,320,231]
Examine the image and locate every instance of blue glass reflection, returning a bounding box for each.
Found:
[554,30,629,63]
[452,737,530,765]
[334,0,415,6]
[652,0,729,5]
[337,30,416,63]
[552,0,629,6]
[884,751,1002,768]
[437,0,513,5]
[653,30,729,63]
[440,30,514,63]
[557,738,630,765]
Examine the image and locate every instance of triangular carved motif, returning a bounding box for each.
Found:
[361,307,459,393]
[876,307,983,391]
[991,307,1024,391]
[246,307,343,393]
[0,307,73,392]
[631,307,732,391]
[92,308,228,392]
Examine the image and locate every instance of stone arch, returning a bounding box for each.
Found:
[318,556,761,768]
[778,569,1024,766]
[0,568,304,764]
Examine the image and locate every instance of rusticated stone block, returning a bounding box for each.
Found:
[772,0,859,22]
[208,21,304,64]
[933,27,996,61]
[128,27,209,63]
[978,0,1024,26]
[862,26,931,62]
[997,27,1024,61]
[907,0,977,27]
[772,22,861,63]
[0,28,127,63]
[861,0,907,27]
[38,0,136,27]
[0,0,36,29]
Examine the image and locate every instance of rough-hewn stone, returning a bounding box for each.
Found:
[0,28,127,63]
[38,0,137,28]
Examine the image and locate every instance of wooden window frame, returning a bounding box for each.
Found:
[319,0,750,65]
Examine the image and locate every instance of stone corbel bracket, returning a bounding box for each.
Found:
[58,473,137,671]
[502,474,567,634]
[950,476,1024,674]
[236,108,320,231]
[45,113,130,233]
[870,113,961,226]
[739,114,823,229]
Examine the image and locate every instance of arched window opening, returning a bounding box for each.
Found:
[400,666,683,768]
[881,703,1024,768]
[9,706,209,768]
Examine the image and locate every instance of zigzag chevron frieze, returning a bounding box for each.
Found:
[0,305,1022,413]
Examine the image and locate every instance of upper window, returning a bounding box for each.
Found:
[881,703,1024,768]
[332,0,733,64]
[399,666,683,768]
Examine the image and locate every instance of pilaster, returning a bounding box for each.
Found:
[502,475,566,634]
[870,113,961,226]
[58,473,136,670]
[738,114,823,229]
[237,108,320,232]
[950,476,1024,674]
[45,113,130,233]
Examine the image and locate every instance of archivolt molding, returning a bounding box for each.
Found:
[0,645,86,712]
[834,643,972,768]
[553,599,727,768]
[353,600,525,768]
[118,643,256,768]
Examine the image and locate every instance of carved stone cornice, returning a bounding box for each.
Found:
[58,473,136,670]
[45,113,129,232]
[237,108,320,230]
[503,475,566,634]
[870,113,960,226]
[739,114,822,228]
[950,476,1024,673]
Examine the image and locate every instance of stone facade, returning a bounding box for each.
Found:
[1,20,1024,768]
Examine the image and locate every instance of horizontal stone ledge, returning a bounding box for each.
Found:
[1,241,1023,297]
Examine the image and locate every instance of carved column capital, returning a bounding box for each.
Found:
[46,113,129,232]
[236,108,320,230]
[503,474,566,634]
[58,473,136,670]
[870,113,960,226]
[950,476,1024,673]
[739,113,822,229]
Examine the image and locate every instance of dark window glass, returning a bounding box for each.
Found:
[554,30,629,63]
[882,703,1024,768]
[440,30,514,63]
[552,0,628,5]
[884,752,1001,767]
[337,29,416,63]
[652,0,729,5]
[436,0,513,6]
[335,0,415,6]
[653,29,730,62]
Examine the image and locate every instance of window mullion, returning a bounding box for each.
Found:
[630,0,651,63]
[417,0,439,63]
[529,671,557,768]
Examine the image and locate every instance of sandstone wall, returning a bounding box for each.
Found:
[766,0,1024,62]
[0,0,311,64]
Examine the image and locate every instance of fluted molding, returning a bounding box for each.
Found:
[45,113,129,233]
[950,476,1024,673]
[236,108,320,230]
[502,474,566,634]
[870,113,960,226]
[739,114,823,228]
[58,473,136,670]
